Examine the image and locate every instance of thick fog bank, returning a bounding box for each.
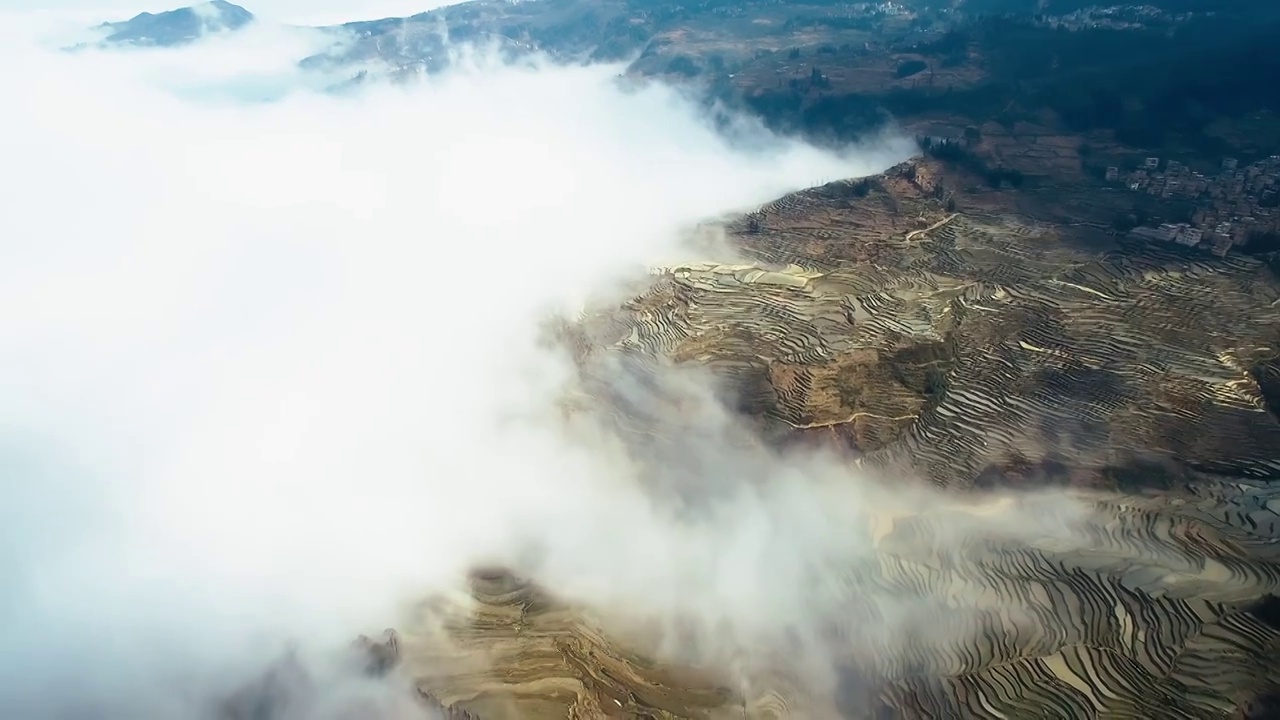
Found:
[0,10,921,717]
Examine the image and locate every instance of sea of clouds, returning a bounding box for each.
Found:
[0,0,461,26]
[0,3,1052,718]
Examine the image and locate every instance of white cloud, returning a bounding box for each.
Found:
[0,1,460,27]
[0,10,917,717]
[258,0,464,26]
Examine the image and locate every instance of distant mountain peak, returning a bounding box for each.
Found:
[99,0,254,47]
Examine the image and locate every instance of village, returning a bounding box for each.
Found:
[1031,4,1202,32]
[1105,154,1280,256]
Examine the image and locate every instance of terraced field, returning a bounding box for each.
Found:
[382,477,1280,719]
[379,162,1280,719]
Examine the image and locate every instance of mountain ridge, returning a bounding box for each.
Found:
[98,0,254,47]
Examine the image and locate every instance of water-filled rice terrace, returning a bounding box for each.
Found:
[378,163,1280,720]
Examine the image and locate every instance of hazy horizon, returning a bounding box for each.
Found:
[0,0,463,26]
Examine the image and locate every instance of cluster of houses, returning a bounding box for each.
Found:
[731,0,910,19]
[1032,4,1200,31]
[1106,155,1280,256]
[847,1,910,16]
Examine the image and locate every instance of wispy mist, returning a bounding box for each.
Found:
[0,9,924,717]
[0,0,455,26]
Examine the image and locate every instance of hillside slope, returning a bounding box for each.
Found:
[372,160,1280,720]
